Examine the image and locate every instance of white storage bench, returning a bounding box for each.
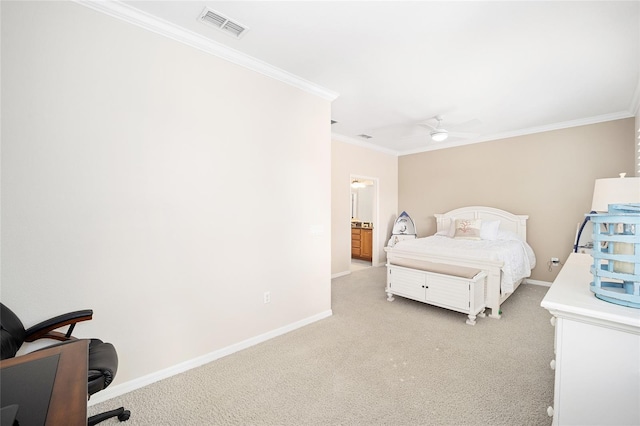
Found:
[385,262,487,325]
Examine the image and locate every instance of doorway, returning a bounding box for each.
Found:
[349,175,377,272]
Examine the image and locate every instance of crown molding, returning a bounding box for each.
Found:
[331,133,399,156]
[73,0,339,102]
[399,111,635,156]
[631,76,640,115]
[335,111,634,157]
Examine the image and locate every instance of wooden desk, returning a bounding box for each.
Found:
[1,339,88,425]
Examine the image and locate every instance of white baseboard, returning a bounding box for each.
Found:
[526,279,552,287]
[331,270,351,279]
[88,309,333,406]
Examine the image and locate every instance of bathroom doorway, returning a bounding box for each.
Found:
[349,175,378,272]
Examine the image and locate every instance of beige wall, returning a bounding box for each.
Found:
[331,140,398,276]
[2,1,331,387]
[398,118,635,283]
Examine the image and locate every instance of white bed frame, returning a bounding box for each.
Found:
[384,206,529,319]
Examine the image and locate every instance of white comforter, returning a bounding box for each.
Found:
[391,234,537,293]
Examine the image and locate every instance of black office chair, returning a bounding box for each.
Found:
[0,303,130,425]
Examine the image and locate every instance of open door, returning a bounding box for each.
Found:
[350,175,378,268]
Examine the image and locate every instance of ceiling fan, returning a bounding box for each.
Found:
[426,116,448,142]
[420,115,479,143]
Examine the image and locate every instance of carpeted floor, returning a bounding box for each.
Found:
[350,259,372,272]
[89,266,555,425]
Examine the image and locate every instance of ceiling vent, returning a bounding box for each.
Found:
[198,8,249,39]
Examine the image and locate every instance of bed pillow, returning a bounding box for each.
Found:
[434,219,448,236]
[453,219,482,240]
[447,222,456,237]
[435,218,457,237]
[480,220,500,240]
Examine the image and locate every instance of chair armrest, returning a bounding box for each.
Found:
[24,310,93,342]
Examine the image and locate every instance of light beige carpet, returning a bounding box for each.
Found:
[89,266,555,425]
[350,259,372,272]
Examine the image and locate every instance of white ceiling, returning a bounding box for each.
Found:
[119,1,640,155]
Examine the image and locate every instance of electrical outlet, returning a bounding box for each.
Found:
[263,291,271,304]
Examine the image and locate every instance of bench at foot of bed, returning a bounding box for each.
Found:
[385,264,487,325]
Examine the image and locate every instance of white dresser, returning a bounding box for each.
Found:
[541,253,640,426]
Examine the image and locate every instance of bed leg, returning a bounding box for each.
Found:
[386,290,394,302]
[485,271,502,319]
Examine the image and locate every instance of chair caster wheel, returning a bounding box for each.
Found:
[118,410,131,421]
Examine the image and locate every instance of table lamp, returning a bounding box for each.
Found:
[574,173,640,253]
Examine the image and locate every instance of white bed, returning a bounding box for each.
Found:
[384,206,536,319]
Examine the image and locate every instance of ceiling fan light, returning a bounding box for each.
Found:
[430,130,448,142]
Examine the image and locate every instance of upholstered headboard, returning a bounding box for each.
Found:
[434,206,529,241]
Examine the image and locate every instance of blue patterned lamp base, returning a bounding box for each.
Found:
[589,203,640,309]
[591,282,640,309]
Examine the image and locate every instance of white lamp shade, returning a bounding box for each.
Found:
[591,176,640,212]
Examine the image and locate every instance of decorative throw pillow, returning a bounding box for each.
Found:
[454,219,482,240]
[446,220,456,237]
[436,218,456,237]
[480,220,501,240]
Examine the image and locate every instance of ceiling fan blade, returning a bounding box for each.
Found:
[448,118,483,130]
[448,131,479,139]
[416,114,481,142]
[417,121,438,131]
[374,122,431,139]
